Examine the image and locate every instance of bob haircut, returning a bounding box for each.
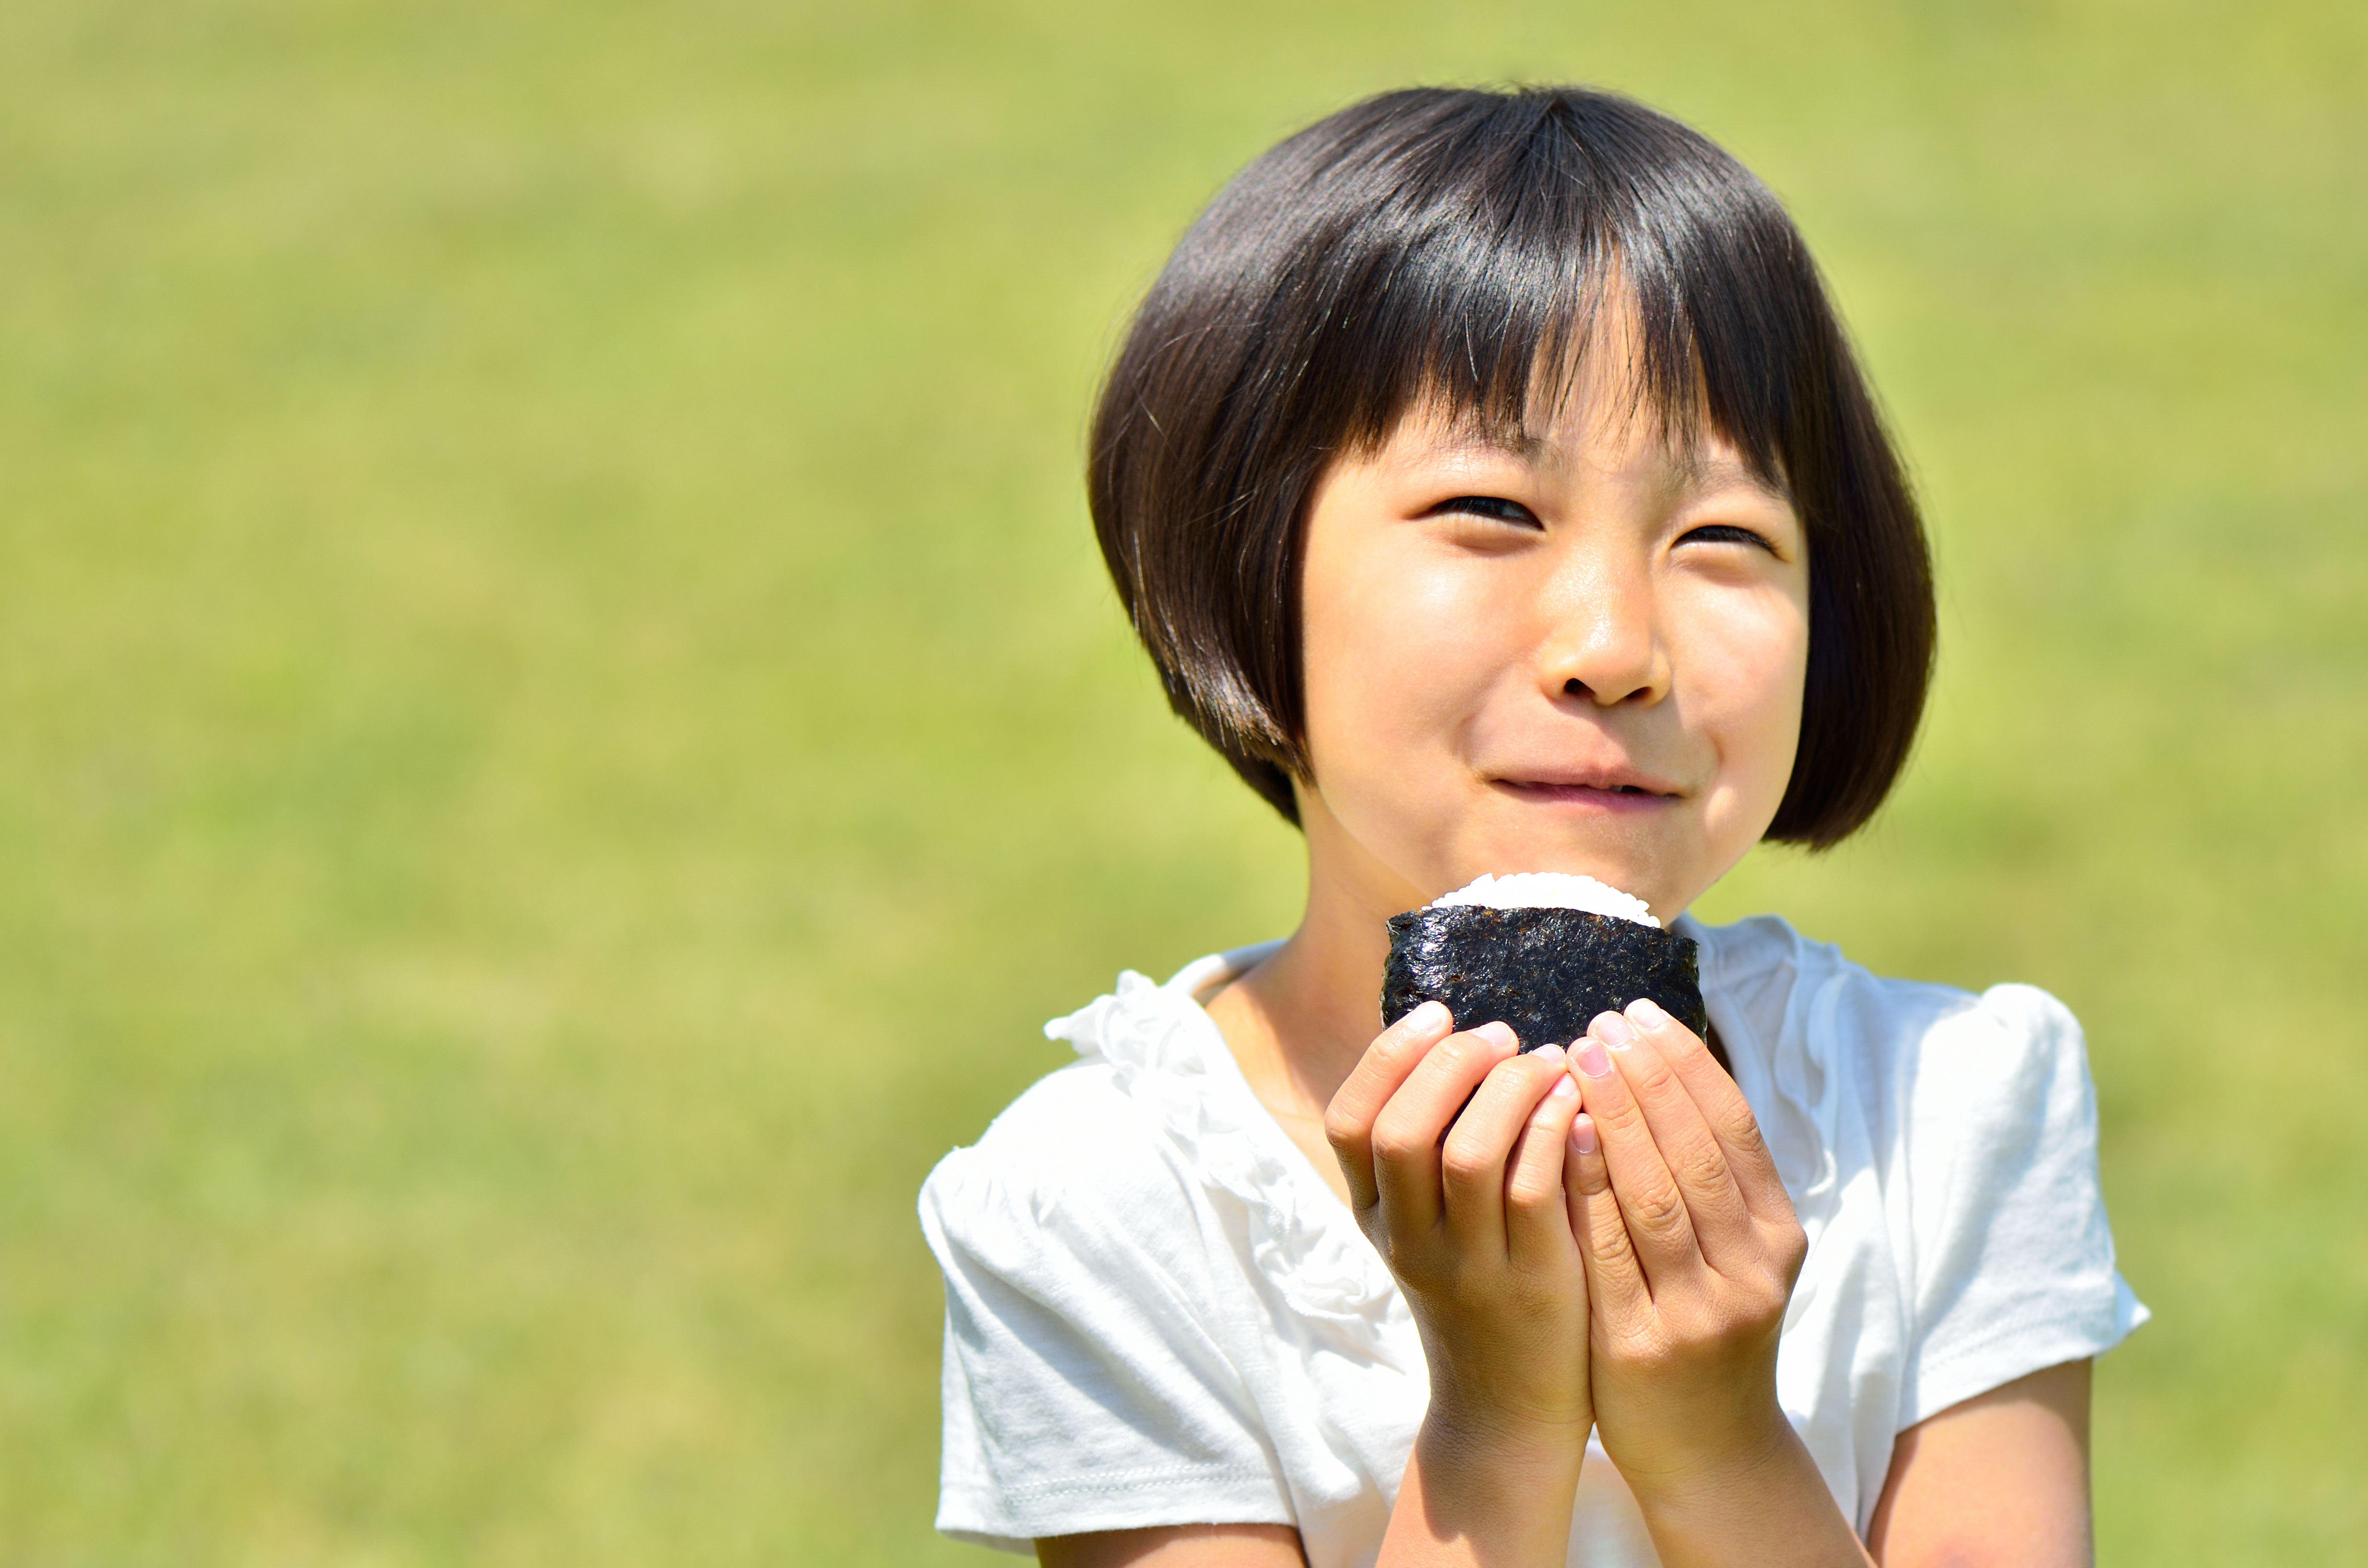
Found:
[1088,86,1935,849]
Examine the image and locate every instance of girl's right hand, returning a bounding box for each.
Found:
[1325,1003,1593,1564]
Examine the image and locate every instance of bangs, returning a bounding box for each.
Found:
[1238,89,1817,492]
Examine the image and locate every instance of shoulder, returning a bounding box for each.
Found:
[1900,981,2094,1136]
[935,1054,1167,1186]
[919,951,1288,1302]
[1684,913,2114,1268]
[919,1055,1209,1289]
[1686,911,2090,1118]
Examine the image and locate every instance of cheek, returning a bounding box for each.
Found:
[1679,580,1809,806]
[1298,530,1504,785]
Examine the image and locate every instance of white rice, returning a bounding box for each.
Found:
[1428,872,1659,929]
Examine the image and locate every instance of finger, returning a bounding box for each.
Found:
[1503,1046,1583,1272]
[1590,1009,1756,1274]
[1569,1029,1701,1291]
[1564,1109,1653,1335]
[1624,997,1795,1227]
[1324,1001,1455,1213]
[1367,1021,1520,1237]
[1438,1041,1568,1255]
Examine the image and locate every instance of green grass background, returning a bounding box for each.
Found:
[2,0,2362,1561]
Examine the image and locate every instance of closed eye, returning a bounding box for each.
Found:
[1676,522,1780,554]
[1429,495,1543,529]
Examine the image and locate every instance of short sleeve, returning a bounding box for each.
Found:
[916,1069,1295,1553]
[1899,984,2149,1425]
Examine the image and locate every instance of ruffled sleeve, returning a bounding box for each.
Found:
[918,1055,1296,1553]
[920,955,1428,1562]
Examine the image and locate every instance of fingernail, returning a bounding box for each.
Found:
[1569,1115,1599,1155]
[1591,1011,1634,1047]
[1405,1000,1451,1035]
[1575,1040,1612,1078]
[1626,996,1668,1029]
[1474,1020,1517,1050]
[1548,1075,1578,1102]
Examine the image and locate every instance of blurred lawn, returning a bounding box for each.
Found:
[1,0,2363,1562]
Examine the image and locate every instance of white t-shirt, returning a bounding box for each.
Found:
[918,913,2148,1566]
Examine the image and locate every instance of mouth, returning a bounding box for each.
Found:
[1487,769,1685,811]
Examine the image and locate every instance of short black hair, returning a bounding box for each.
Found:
[1088,86,1934,848]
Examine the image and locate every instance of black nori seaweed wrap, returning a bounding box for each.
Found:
[1381,905,1707,1050]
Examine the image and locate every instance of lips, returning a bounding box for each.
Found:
[1492,782,1675,813]
[1488,765,1685,798]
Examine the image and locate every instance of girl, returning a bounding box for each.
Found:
[920,86,2144,1568]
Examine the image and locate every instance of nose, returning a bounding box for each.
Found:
[1537,559,1668,708]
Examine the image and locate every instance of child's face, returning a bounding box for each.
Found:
[1294,358,1810,925]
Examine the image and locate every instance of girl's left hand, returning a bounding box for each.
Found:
[1564,998,1821,1523]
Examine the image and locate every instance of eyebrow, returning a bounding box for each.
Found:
[1421,424,1548,462]
[1678,453,1794,504]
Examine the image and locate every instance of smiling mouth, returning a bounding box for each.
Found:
[1492,779,1679,808]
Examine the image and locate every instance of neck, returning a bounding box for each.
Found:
[1208,790,1423,1118]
